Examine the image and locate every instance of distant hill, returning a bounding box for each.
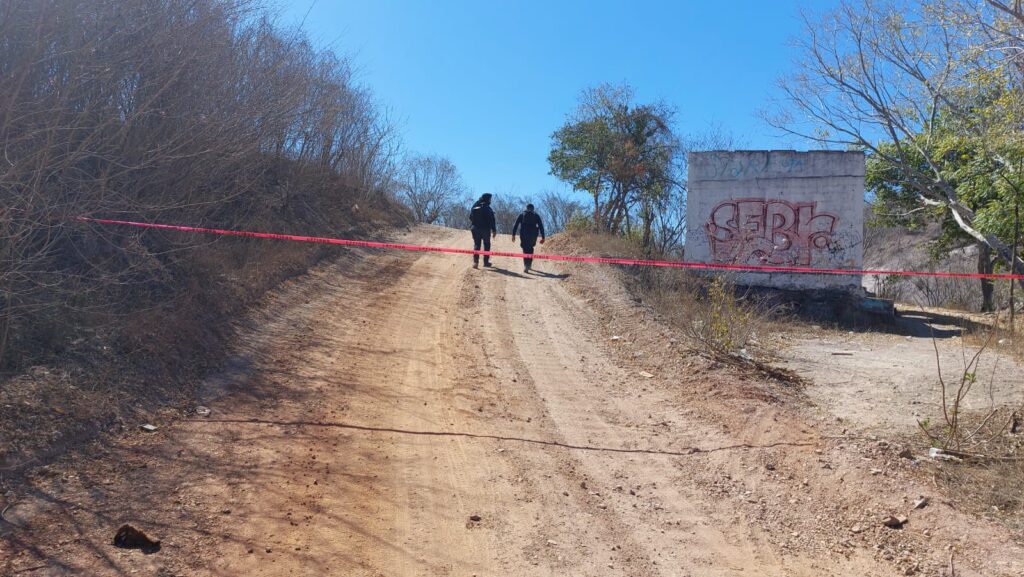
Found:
[862,207,999,311]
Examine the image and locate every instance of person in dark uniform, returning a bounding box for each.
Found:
[511,203,545,273]
[469,193,497,268]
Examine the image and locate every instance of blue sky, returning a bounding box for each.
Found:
[276,0,839,199]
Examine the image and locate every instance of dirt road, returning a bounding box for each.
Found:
[4,227,1022,576]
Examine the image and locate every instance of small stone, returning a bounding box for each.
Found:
[881,515,907,528]
[638,371,654,378]
[870,469,883,475]
[850,524,865,534]
[194,406,211,417]
[913,497,929,509]
[140,424,158,432]
[546,539,558,546]
[469,515,482,522]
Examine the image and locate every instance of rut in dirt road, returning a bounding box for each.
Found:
[3,227,911,577]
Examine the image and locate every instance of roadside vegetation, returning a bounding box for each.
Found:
[0,0,409,476]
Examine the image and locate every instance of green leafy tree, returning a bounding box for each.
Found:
[869,127,1024,310]
[770,0,1024,296]
[548,84,681,252]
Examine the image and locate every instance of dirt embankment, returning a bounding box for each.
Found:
[3,227,1023,577]
[0,199,407,484]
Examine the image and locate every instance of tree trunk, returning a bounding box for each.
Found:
[948,202,1024,292]
[979,242,995,313]
[1011,198,1020,334]
[641,201,654,255]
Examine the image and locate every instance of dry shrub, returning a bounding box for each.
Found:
[918,334,1000,451]
[0,0,409,479]
[631,263,787,367]
[641,270,760,355]
[0,0,404,371]
[561,231,782,359]
[554,231,796,386]
[923,407,1024,532]
[913,329,1024,532]
[685,276,761,356]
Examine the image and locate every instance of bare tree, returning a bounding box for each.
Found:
[491,193,530,235]
[398,154,466,224]
[0,0,404,368]
[651,128,743,257]
[767,0,1024,290]
[539,190,585,234]
[437,196,474,229]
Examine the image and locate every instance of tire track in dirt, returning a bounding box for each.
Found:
[469,248,826,576]
[4,227,935,577]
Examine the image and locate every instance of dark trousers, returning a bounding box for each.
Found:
[472,229,491,265]
[520,239,536,269]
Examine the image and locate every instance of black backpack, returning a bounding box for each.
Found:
[469,204,490,228]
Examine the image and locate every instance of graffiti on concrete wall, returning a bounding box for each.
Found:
[705,198,839,266]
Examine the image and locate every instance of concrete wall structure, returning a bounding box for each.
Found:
[685,150,865,291]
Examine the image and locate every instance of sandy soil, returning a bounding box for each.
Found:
[778,314,1024,431]
[3,226,1023,577]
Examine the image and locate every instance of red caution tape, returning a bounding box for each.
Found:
[74,217,1024,281]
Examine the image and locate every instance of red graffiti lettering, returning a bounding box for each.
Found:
[705,199,838,266]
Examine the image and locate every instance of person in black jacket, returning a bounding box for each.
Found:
[469,193,497,268]
[511,203,545,273]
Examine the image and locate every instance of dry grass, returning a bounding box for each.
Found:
[954,309,1024,364]
[558,231,796,383]
[0,200,403,482]
[906,323,1024,534]
[918,407,1024,533]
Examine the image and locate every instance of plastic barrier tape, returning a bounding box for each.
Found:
[74,217,1024,281]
